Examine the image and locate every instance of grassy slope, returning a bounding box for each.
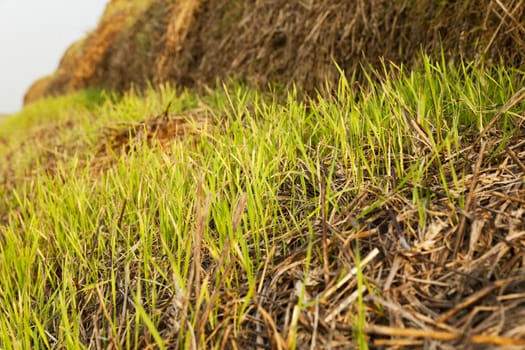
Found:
[0,59,524,349]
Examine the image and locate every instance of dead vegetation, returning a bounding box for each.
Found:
[221,132,525,348]
[92,106,211,171]
[24,0,525,104]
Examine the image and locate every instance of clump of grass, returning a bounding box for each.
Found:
[0,58,524,349]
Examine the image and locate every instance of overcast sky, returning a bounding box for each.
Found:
[0,0,109,113]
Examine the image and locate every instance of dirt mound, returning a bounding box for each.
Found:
[25,0,525,102]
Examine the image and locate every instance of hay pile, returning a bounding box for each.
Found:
[24,0,525,103]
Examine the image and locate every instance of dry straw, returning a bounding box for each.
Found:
[25,0,525,103]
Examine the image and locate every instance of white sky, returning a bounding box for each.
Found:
[0,0,109,113]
